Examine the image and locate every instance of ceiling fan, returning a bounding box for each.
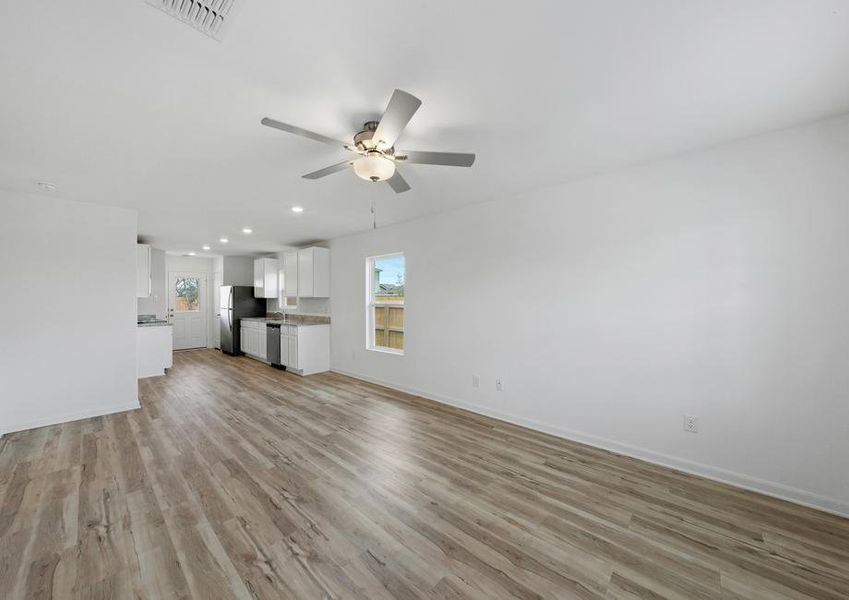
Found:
[261,89,475,194]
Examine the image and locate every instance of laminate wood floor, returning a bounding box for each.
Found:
[1,350,847,599]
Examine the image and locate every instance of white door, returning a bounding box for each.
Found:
[287,327,298,370]
[280,330,289,366]
[297,249,314,297]
[169,272,208,350]
[284,251,298,297]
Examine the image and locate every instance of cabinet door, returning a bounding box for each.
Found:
[264,261,278,298]
[284,251,298,298]
[288,329,298,371]
[240,327,248,353]
[312,247,330,297]
[280,331,289,366]
[136,244,151,298]
[297,249,314,297]
[259,329,267,360]
[253,259,264,298]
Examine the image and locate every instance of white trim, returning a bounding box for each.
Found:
[331,368,849,519]
[366,253,405,354]
[1,401,141,436]
[366,346,404,356]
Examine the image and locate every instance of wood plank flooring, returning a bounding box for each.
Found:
[1,349,848,599]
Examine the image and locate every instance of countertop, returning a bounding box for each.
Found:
[240,317,329,328]
[137,322,172,328]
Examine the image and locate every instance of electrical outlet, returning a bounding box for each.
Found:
[495,378,503,392]
[684,415,699,433]
[472,375,480,388]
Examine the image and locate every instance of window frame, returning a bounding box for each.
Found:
[366,252,405,355]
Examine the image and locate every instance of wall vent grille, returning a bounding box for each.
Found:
[145,0,239,40]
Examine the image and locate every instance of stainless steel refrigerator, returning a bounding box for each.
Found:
[219,286,266,356]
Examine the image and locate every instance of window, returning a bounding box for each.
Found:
[174,277,200,312]
[367,253,404,353]
[277,268,297,310]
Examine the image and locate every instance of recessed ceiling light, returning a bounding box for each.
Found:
[219,238,229,243]
[202,245,211,251]
[37,181,57,192]
[188,252,196,256]
[291,206,304,213]
[241,227,253,234]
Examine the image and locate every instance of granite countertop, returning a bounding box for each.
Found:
[137,321,172,328]
[241,317,329,328]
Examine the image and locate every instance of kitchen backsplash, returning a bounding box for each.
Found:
[266,312,330,325]
[266,296,330,316]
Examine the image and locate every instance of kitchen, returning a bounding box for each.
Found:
[136,244,331,379]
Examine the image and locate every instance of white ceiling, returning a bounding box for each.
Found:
[2,1,849,255]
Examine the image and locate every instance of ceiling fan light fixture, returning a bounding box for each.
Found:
[353,153,395,182]
[261,89,475,195]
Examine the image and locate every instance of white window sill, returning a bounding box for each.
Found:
[367,346,404,356]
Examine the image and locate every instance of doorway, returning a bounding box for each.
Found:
[169,272,208,350]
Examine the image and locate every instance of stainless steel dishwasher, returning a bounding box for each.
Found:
[266,323,284,369]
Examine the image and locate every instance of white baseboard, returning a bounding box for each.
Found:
[1,400,141,436]
[332,368,849,519]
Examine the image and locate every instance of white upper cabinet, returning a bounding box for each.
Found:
[136,244,151,298]
[283,251,298,299]
[253,258,279,298]
[297,247,330,298]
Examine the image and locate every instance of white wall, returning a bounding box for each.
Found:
[137,247,166,318]
[222,256,254,286]
[330,114,849,516]
[0,190,138,433]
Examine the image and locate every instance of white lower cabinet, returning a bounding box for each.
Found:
[280,324,328,376]
[286,327,299,371]
[240,321,267,361]
[137,325,172,378]
[239,320,328,375]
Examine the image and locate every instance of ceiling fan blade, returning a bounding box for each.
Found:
[261,117,346,147]
[372,89,422,149]
[386,171,411,194]
[302,160,351,180]
[396,150,475,167]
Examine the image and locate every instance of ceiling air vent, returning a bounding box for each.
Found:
[145,0,239,40]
